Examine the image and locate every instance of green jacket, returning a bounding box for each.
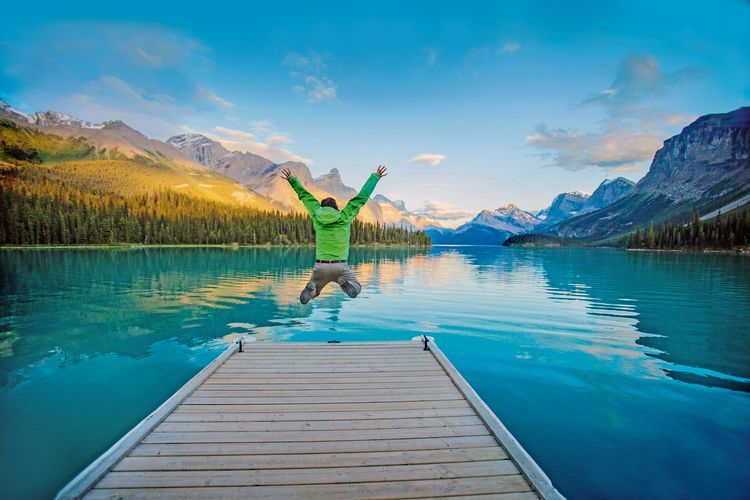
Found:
[288,173,380,260]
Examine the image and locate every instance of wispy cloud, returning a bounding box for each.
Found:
[3,22,237,138]
[65,75,192,136]
[283,51,339,103]
[425,48,439,66]
[498,41,521,54]
[409,153,446,166]
[579,54,699,119]
[527,53,699,171]
[206,123,312,164]
[413,199,474,226]
[214,126,255,140]
[526,125,662,172]
[16,22,211,72]
[195,85,234,109]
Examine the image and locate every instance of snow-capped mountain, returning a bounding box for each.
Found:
[578,177,635,215]
[535,178,635,230]
[471,205,540,233]
[0,100,105,129]
[535,191,589,227]
[0,100,30,121]
[371,195,444,230]
[431,180,635,245]
[430,204,540,245]
[0,99,204,164]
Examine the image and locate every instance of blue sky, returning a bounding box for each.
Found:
[2,0,748,224]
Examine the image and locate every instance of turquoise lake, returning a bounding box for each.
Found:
[1,246,749,499]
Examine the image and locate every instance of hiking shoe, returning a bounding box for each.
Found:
[340,280,359,298]
[300,283,316,304]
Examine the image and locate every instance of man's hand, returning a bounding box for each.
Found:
[376,165,388,178]
[280,168,293,180]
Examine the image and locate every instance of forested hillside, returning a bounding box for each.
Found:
[0,121,430,246]
[627,210,750,251]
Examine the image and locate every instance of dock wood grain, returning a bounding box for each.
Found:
[57,340,562,499]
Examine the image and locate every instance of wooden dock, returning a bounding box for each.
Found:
[57,338,562,499]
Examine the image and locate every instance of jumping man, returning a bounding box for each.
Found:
[281,165,388,304]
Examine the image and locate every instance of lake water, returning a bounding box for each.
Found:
[1,246,749,499]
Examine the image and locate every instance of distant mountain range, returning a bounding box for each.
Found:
[167,133,441,229]
[0,99,440,229]
[0,99,277,211]
[429,204,540,245]
[432,177,636,244]
[4,98,747,246]
[555,107,750,240]
[435,108,749,245]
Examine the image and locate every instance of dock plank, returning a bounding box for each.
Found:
[155,415,483,432]
[129,435,502,457]
[87,476,532,499]
[141,425,491,444]
[55,341,559,499]
[165,407,477,422]
[98,460,520,488]
[114,448,508,471]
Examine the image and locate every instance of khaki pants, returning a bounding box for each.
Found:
[304,262,362,299]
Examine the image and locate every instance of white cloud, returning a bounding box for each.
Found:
[527,54,700,172]
[409,153,447,166]
[267,133,292,145]
[22,22,211,71]
[526,125,662,171]
[282,51,327,72]
[195,85,234,109]
[62,75,190,137]
[413,199,475,226]
[283,51,339,103]
[425,48,439,66]
[6,23,233,138]
[296,76,338,103]
[464,46,491,65]
[498,41,521,54]
[250,120,273,134]
[135,47,163,67]
[208,124,312,165]
[580,54,699,118]
[214,126,255,140]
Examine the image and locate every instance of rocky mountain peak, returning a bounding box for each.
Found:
[314,167,355,198]
[471,204,540,232]
[30,110,105,129]
[581,177,636,214]
[167,133,222,151]
[494,203,520,213]
[635,107,750,200]
[0,99,32,121]
[0,100,105,129]
[556,107,750,239]
[167,133,235,169]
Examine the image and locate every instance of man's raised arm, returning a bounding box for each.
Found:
[281,168,320,216]
[342,165,388,221]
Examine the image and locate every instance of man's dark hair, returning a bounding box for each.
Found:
[321,197,339,210]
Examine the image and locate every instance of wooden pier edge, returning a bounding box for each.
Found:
[421,336,564,500]
[55,337,246,500]
[56,336,564,499]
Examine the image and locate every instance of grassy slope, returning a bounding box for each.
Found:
[0,119,274,209]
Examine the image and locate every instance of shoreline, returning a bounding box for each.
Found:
[0,243,432,250]
[626,247,749,255]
